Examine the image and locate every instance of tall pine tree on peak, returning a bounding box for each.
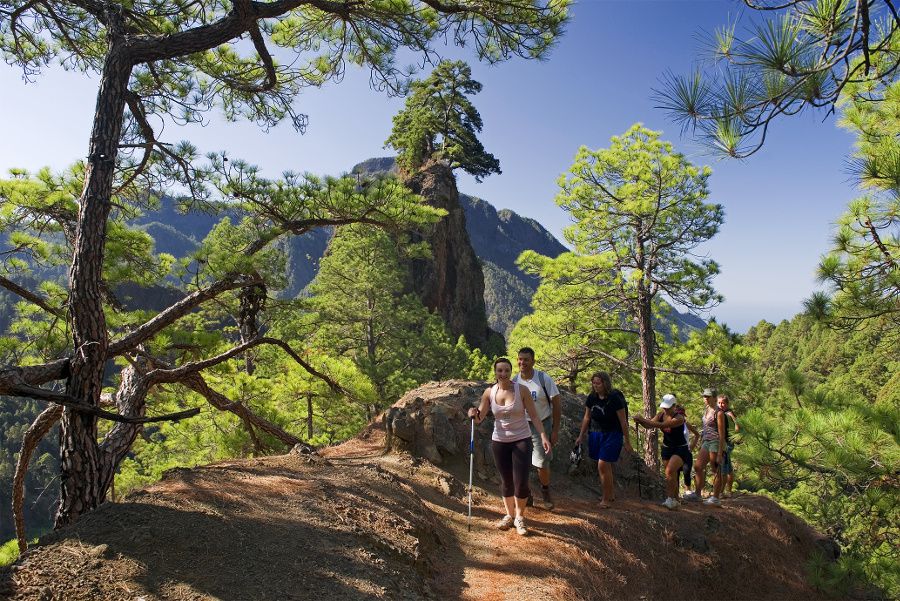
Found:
[386,60,501,182]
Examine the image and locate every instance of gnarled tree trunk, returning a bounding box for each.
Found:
[57,28,134,528]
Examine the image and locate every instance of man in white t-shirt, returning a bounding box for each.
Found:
[513,347,561,510]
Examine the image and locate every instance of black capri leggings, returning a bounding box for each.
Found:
[491,437,533,499]
[683,450,694,487]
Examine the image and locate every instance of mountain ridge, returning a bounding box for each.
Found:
[0,380,842,601]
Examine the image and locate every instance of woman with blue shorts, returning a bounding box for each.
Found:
[574,371,633,507]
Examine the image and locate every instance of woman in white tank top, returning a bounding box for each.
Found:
[468,358,551,535]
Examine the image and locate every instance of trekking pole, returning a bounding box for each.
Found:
[467,416,475,532]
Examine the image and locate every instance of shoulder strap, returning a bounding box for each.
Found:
[537,371,552,403]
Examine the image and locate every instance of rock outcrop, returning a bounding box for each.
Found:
[400,161,498,350]
[384,379,664,499]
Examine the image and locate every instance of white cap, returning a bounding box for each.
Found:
[660,394,677,409]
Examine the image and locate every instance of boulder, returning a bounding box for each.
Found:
[384,379,664,498]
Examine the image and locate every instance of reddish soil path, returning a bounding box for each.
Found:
[323,427,828,601]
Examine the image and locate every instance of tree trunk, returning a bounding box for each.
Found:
[637,288,660,473]
[96,360,151,496]
[307,394,314,440]
[57,30,133,528]
[14,405,63,551]
[238,279,266,375]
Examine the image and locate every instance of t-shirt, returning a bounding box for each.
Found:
[585,389,627,433]
[513,370,560,422]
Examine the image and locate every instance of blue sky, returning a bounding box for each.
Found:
[0,1,858,331]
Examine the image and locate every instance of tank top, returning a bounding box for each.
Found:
[661,407,688,448]
[490,382,532,443]
[701,405,720,442]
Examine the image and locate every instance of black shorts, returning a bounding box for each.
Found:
[661,444,691,466]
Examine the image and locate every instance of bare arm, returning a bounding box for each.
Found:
[468,388,491,424]
[634,410,664,428]
[522,386,552,453]
[728,411,740,431]
[521,385,546,435]
[636,414,684,430]
[575,406,590,444]
[550,394,562,445]
[687,420,700,451]
[716,411,727,460]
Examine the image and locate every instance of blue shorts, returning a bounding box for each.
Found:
[588,430,623,463]
[720,442,734,475]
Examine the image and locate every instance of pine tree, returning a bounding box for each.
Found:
[658,3,900,157]
[0,0,569,530]
[386,60,501,181]
[548,124,724,470]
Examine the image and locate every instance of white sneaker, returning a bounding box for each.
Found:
[682,491,700,502]
[663,497,679,510]
[495,515,513,530]
[513,516,528,536]
[703,496,721,506]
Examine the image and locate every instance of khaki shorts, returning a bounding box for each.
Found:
[529,417,554,469]
[701,439,722,453]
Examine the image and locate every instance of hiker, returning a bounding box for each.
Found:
[717,394,740,497]
[683,387,727,506]
[683,413,700,497]
[468,357,552,536]
[574,371,633,508]
[513,347,561,510]
[633,394,689,510]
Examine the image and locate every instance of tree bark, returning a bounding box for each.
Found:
[97,360,151,497]
[238,279,266,375]
[637,287,660,473]
[307,393,314,440]
[57,26,134,528]
[14,405,63,552]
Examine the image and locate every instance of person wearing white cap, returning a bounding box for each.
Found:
[633,393,690,510]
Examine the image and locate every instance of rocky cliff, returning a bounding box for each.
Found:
[399,161,497,350]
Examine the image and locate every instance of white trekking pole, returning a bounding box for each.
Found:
[468,416,475,532]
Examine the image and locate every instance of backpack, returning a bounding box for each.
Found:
[715,408,731,444]
[513,370,553,406]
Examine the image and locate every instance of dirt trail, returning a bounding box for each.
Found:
[324,425,828,601]
[1,421,832,600]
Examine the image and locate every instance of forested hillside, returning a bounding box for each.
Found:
[1,0,898,598]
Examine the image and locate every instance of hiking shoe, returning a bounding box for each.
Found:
[540,487,555,511]
[513,516,528,536]
[662,497,679,510]
[495,515,513,530]
[682,491,700,502]
[703,496,722,506]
